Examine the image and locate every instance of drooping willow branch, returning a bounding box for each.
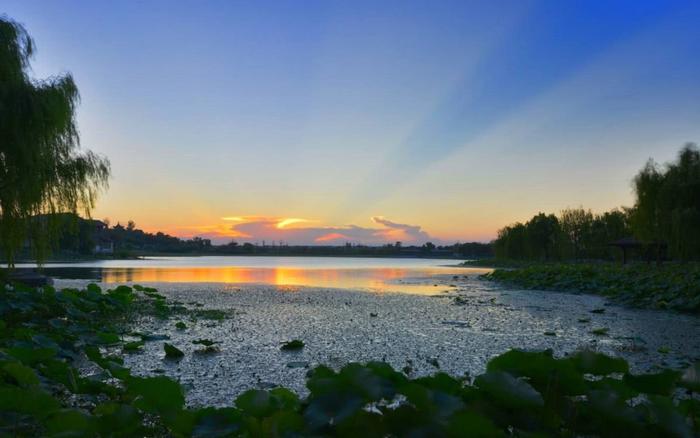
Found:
[0,16,110,266]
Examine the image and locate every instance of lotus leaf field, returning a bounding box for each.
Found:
[483,263,700,313]
[0,282,699,437]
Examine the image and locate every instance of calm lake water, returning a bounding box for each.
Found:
[20,256,481,294]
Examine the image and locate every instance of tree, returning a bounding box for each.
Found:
[127,220,136,231]
[526,213,560,260]
[559,208,593,259]
[631,159,664,244]
[0,17,110,266]
[589,209,631,259]
[494,223,528,259]
[632,143,700,260]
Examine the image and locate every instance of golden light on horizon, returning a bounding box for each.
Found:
[118,213,499,245]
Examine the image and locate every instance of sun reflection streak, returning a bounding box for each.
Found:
[98,266,475,294]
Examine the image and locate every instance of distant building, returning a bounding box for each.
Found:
[91,220,114,254]
[94,239,114,254]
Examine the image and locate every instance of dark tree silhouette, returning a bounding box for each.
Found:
[526,213,559,260]
[0,17,110,266]
[632,143,700,260]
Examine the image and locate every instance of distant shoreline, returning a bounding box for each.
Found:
[8,253,489,265]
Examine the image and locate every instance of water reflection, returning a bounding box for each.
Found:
[40,265,486,294]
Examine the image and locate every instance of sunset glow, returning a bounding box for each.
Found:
[315,233,349,243]
[276,218,312,229]
[162,215,436,245]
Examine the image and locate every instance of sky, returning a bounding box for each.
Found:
[4,0,700,245]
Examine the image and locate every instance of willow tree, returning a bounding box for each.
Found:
[632,144,700,260]
[0,17,110,266]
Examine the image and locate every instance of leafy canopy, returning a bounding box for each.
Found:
[632,143,700,260]
[0,17,110,265]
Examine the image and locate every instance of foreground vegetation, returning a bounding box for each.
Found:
[482,262,700,313]
[1,281,699,437]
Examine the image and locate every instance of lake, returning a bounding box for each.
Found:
[19,256,481,294]
[40,256,700,404]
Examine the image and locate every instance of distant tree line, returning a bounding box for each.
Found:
[494,143,700,261]
[493,208,631,261]
[210,240,492,259]
[7,213,493,260]
[52,216,212,257]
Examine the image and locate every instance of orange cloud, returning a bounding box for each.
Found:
[173,215,438,245]
[276,218,312,229]
[315,232,350,242]
[170,223,250,239]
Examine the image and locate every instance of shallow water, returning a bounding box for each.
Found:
[57,272,700,407]
[23,256,475,294]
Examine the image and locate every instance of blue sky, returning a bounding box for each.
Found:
[3,0,700,244]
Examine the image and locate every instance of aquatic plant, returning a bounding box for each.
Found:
[590,327,610,336]
[164,343,184,359]
[281,339,305,351]
[484,262,700,313]
[0,282,698,436]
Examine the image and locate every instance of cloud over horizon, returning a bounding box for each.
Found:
[173,216,437,246]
